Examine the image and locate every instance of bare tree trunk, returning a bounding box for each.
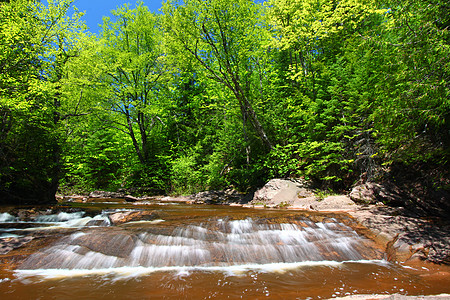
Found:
[126,108,145,164]
[231,79,273,150]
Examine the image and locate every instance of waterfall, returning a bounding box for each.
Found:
[18,217,382,274]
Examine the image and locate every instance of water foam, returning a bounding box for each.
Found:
[34,212,86,223]
[0,212,17,223]
[0,233,23,239]
[123,219,165,225]
[15,216,385,283]
[14,260,388,281]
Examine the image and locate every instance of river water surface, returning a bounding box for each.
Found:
[0,202,449,299]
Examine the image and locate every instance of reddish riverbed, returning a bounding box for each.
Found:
[0,203,449,299]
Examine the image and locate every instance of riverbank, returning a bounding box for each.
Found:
[55,178,450,266]
[1,195,449,299]
[181,178,450,266]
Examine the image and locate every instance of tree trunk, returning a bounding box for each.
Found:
[232,79,273,150]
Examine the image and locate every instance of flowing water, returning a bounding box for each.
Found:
[0,203,449,299]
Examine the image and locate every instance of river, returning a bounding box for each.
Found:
[0,202,449,299]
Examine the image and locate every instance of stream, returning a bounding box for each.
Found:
[0,202,449,299]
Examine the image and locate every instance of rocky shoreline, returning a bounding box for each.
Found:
[169,178,449,267]
[4,178,450,266]
[241,179,450,266]
[1,180,450,299]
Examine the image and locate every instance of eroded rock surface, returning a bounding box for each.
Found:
[108,210,160,225]
[0,236,34,254]
[349,206,450,265]
[249,179,450,265]
[70,230,137,258]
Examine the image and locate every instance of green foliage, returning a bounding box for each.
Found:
[369,0,450,163]
[60,128,127,192]
[97,3,169,165]
[163,0,274,149]
[170,150,204,195]
[0,0,86,203]
[266,141,353,183]
[2,0,448,201]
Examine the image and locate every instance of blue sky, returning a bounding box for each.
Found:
[67,0,264,34]
[70,0,163,33]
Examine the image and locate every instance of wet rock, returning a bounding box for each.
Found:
[85,218,110,227]
[124,195,139,202]
[0,236,34,254]
[70,230,137,258]
[332,294,450,300]
[349,206,450,265]
[63,195,88,203]
[108,210,160,225]
[89,190,125,198]
[6,209,55,222]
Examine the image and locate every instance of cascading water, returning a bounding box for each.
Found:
[17,216,382,274]
[2,205,450,299]
[33,212,86,223]
[0,213,17,223]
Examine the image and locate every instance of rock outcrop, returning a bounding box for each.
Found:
[69,230,137,258]
[250,179,356,210]
[88,190,126,199]
[349,206,450,265]
[349,182,403,205]
[0,236,34,255]
[189,189,247,204]
[124,195,139,202]
[251,179,314,207]
[249,179,450,265]
[108,210,161,225]
[307,195,356,211]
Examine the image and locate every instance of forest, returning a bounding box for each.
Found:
[0,0,448,205]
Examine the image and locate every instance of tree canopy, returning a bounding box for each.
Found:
[0,0,448,203]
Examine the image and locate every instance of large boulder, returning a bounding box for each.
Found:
[349,182,404,205]
[124,195,139,202]
[252,179,314,207]
[251,179,357,210]
[349,183,380,204]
